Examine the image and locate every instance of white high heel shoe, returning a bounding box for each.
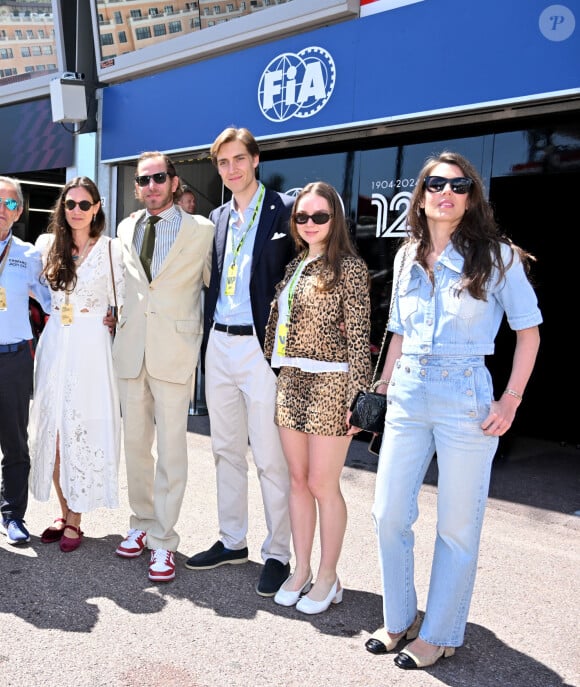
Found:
[274,572,313,607]
[295,578,343,615]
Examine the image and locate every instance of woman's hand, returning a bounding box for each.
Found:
[103,308,117,335]
[481,395,520,436]
[346,409,362,436]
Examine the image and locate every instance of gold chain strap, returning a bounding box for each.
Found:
[370,243,409,386]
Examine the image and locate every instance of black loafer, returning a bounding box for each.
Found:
[256,558,291,597]
[184,541,248,570]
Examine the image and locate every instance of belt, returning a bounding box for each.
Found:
[0,341,27,354]
[213,323,254,336]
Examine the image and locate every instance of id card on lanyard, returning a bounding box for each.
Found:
[277,255,308,357]
[225,184,265,297]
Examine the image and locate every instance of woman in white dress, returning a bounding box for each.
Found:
[29,176,125,552]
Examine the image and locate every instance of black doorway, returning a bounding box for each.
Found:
[489,172,577,444]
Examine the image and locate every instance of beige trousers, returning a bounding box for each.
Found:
[118,363,192,551]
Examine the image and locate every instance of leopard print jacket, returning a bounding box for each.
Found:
[264,253,372,405]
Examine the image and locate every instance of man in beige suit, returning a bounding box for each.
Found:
[113,151,213,582]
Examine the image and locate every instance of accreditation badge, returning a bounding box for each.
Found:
[225,263,237,296]
[0,286,6,310]
[60,303,74,326]
[276,322,288,357]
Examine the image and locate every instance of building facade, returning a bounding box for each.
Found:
[1,0,579,444]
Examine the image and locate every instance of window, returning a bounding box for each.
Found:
[114,11,123,24]
[227,3,234,11]
[25,66,35,73]
[27,30,35,39]
[168,21,182,34]
[101,33,114,46]
[38,30,45,39]
[36,65,46,72]
[130,10,143,19]
[149,8,159,16]
[136,27,152,40]
[21,47,31,57]
[31,46,42,56]
[118,31,128,43]
[214,5,221,14]
[42,46,53,55]
[153,24,167,37]
[0,48,14,59]
[15,30,23,39]
[164,5,175,13]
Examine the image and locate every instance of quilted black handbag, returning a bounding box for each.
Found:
[349,383,387,434]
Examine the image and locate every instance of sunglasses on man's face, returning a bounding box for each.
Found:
[135,172,169,187]
[0,198,19,211]
[65,199,94,212]
[293,212,333,225]
[424,176,473,195]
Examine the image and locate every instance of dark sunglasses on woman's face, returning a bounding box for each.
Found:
[293,212,333,225]
[135,172,169,187]
[64,199,95,211]
[424,176,473,194]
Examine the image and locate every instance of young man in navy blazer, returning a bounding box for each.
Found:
[185,127,295,596]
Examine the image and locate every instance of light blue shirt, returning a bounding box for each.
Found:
[214,182,265,326]
[134,205,181,280]
[0,232,51,344]
[389,242,542,356]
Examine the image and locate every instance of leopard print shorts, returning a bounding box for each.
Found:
[275,366,350,436]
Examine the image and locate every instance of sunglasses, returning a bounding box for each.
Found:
[135,172,170,187]
[64,199,95,212]
[424,176,473,194]
[293,212,333,225]
[0,198,19,211]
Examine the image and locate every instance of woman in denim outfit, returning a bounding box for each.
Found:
[367,152,542,669]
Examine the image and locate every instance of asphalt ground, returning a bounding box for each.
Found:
[1,414,578,687]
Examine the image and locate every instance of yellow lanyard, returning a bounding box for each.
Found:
[228,183,265,267]
[286,255,308,315]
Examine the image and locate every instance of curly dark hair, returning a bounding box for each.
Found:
[43,176,105,292]
[406,151,535,300]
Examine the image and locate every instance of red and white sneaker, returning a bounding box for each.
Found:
[116,529,147,558]
[148,549,175,582]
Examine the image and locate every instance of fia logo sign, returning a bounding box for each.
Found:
[258,47,336,123]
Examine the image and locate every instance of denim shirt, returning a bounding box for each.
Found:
[388,242,542,356]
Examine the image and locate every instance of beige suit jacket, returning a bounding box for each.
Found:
[113,207,214,384]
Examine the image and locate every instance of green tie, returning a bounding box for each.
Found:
[139,215,160,282]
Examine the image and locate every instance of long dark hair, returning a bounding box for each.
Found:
[407,151,535,299]
[43,176,105,291]
[290,181,358,292]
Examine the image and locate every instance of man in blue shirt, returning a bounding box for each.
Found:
[0,176,50,544]
[185,128,295,596]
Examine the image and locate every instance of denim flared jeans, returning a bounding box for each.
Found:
[372,355,498,647]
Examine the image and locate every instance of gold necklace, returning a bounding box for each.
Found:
[73,237,94,266]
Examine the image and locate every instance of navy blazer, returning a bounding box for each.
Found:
[203,187,295,360]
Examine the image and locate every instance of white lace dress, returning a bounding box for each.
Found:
[29,234,125,512]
